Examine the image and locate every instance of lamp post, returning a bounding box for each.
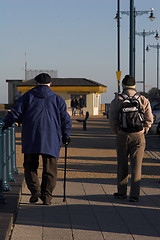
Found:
[130,0,134,77]
[25,52,27,80]
[119,6,155,77]
[135,30,155,92]
[114,0,121,93]
[146,42,160,90]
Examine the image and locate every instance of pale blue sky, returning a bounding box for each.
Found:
[0,0,160,103]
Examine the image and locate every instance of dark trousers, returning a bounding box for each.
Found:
[24,154,57,201]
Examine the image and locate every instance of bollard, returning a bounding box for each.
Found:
[2,129,11,191]
[7,127,15,182]
[83,120,86,130]
[0,121,6,203]
[76,111,89,131]
[11,124,19,174]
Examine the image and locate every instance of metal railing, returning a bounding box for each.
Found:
[0,121,19,204]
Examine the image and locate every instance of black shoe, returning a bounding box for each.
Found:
[43,199,51,205]
[29,192,41,203]
[40,195,51,205]
[39,195,45,202]
[129,197,139,202]
[113,192,127,199]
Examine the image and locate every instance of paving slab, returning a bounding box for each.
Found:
[0,174,24,240]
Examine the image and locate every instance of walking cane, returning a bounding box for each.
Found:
[63,142,68,202]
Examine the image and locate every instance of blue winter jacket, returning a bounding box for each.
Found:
[3,85,71,158]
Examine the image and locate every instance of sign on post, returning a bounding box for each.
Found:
[116,71,121,81]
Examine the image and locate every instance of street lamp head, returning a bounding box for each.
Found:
[114,13,121,21]
[114,13,118,21]
[148,8,155,21]
[155,30,160,40]
[146,45,150,52]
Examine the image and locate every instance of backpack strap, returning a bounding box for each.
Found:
[131,92,140,100]
[120,91,140,101]
[118,93,129,100]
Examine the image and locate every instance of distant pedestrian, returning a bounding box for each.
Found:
[3,73,71,205]
[71,97,78,116]
[79,95,84,116]
[109,75,153,202]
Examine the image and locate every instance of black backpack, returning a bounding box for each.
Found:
[119,92,144,132]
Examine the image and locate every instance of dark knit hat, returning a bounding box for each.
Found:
[35,73,51,84]
[122,75,135,87]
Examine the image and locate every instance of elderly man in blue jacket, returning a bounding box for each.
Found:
[3,73,71,205]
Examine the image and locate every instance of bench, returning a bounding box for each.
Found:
[76,111,89,130]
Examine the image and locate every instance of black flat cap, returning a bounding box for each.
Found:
[35,73,52,84]
[122,75,135,86]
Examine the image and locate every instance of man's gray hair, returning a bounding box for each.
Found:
[37,83,51,86]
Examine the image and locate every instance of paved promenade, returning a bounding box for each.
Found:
[1,116,160,240]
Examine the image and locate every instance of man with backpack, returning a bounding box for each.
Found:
[109,75,153,202]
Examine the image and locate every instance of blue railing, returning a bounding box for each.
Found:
[0,121,19,204]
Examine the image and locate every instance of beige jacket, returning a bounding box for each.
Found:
[109,88,153,134]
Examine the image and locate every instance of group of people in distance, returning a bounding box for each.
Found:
[71,95,84,116]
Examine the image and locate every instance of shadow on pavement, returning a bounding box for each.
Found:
[13,200,160,238]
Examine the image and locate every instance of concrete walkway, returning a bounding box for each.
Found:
[2,116,160,240]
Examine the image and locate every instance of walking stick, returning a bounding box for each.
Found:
[63,142,68,202]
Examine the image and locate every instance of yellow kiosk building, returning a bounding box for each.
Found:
[6,78,107,116]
